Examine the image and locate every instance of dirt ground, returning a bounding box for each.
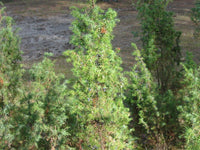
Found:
[3,0,200,73]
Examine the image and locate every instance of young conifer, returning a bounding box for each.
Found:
[127,44,169,149]
[135,0,181,92]
[178,65,200,149]
[10,54,70,149]
[64,0,133,149]
[0,7,71,148]
[127,44,158,132]
[130,0,183,148]
[0,6,23,148]
[0,6,23,108]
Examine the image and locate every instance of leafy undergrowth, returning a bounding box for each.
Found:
[1,0,200,149]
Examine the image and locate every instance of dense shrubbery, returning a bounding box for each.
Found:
[129,0,183,149]
[128,0,200,149]
[0,6,71,149]
[0,6,22,108]
[64,2,133,149]
[178,65,200,150]
[0,0,200,149]
[0,6,24,148]
[135,0,182,92]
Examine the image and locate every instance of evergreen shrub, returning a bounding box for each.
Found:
[0,6,24,148]
[0,6,71,149]
[178,65,200,150]
[130,0,183,147]
[64,1,134,149]
[135,0,181,92]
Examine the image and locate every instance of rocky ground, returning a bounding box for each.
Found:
[7,13,73,60]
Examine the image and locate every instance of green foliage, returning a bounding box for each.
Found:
[19,55,69,149]
[0,6,24,148]
[64,3,133,149]
[1,54,71,149]
[126,45,159,149]
[191,0,200,38]
[178,65,200,150]
[183,51,197,70]
[0,6,23,108]
[127,44,158,133]
[129,0,185,148]
[1,1,200,149]
[0,6,71,148]
[127,45,180,149]
[135,0,181,92]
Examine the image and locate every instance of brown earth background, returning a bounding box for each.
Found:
[3,0,200,75]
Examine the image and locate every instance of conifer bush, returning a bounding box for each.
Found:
[13,54,70,149]
[129,0,184,148]
[126,45,158,148]
[178,65,200,150]
[0,6,23,108]
[1,54,71,149]
[127,44,176,149]
[135,0,181,92]
[2,0,200,149]
[0,6,24,148]
[64,0,133,149]
[0,6,71,148]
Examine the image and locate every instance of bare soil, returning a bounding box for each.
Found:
[3,0,200,71]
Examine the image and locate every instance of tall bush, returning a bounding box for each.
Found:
[0,6,24,148]
[126,45,158,148]
[16,54,70,149]
[178,65,200,150]
[135,0,181,92]
[64,1,133,149]
[0,6,22,108]
[0,6,71,149]
[128,0,184,148]
[1,54,71,149]
[126,44,179,149]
